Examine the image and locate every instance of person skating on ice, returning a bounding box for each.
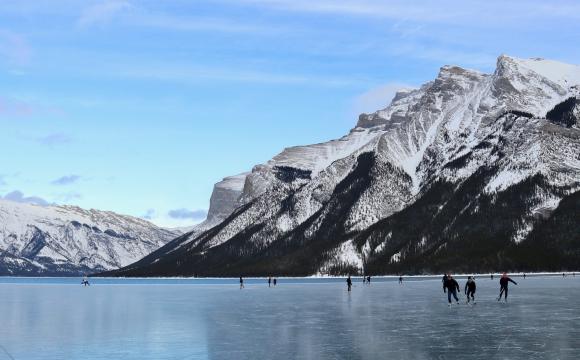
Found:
[464,276,476,304]
[443,274,460,305]
[497,273,517,302]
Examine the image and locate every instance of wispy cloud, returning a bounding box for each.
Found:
[77,0,132,28]
[36,132,72,146]
[0,29,32,66]
[142,208,155,220]
[232,0,580,24]
[353,82,415,115]
[0,96,34,117]
[55,191,82,202]
[51,175,81,186]
[168,208,207,220]
[131,13,283,34]
[118,63,363,87]
[77,1,282,35]
[1,190,50,206]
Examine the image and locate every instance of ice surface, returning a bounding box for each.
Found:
[0,276,579,359]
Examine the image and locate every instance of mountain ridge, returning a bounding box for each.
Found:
[0,198,179,276]
[106,55,580,277]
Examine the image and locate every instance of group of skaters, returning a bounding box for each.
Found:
[239,276,278,289]
[443,273,518,305]
[346,274,403,291]
[345,272,521,305]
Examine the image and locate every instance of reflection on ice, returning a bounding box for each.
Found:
[0,276,579,359]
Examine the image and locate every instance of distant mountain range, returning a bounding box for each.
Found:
[3,55,578,277]
[106,55,580,277]
[0,199,179,275]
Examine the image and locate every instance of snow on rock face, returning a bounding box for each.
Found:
[206,172,248,225]
[513,57,580,88]
[0,199,178,275]
[237,127,384,204]
[317,240,363,275]
[202,56,580,226]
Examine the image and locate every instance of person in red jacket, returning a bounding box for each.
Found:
[497,273,517,302]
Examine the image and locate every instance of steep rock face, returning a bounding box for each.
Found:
[110,55,580,277]
[0,199,178,275]
[206,173,248,225]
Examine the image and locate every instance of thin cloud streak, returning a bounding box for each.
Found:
[117,63,366,87]
[0,29,32,66]
[353,82,416,115]
[77,0,132,28]
[1,190,50,206]
[130,13,288,35]
[51,175,81,186]
[142,208,156,220]
[36,133,72,146]
[232,0,580,25]
[168,208,207,220]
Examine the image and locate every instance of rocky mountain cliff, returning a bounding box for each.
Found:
[109,55,580,277]
[0,199,178,275]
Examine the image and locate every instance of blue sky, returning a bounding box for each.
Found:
[1,0,580,227]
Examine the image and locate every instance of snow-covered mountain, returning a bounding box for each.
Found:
[110,55,580,277]
[0,199,179,275]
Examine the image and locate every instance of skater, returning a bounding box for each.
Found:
[273,278,277,286]
[398,276,403,285]
[347,276,352,292]
[523,273,526,279]
[81,275,90,286]
[464,276,476,304]
[497,273,517,302]
[268,277,272,287]
[367,276,371,284]
[491,274,494,280]
[239,276,244,289]
[443,275,460,305]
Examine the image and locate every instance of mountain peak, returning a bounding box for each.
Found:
[495,54,580,87]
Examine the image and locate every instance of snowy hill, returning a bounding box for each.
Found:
[0,199,178,275]
[109,55,580,277]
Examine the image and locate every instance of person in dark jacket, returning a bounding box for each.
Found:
[239,276,244,289]
[497,273,517,301]
[464,276,476,304]
[347,276,352,292]
[443,275,460,304]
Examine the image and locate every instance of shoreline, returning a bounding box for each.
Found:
[0,271,577,280]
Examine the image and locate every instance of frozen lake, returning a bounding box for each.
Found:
[0,276,579,359]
